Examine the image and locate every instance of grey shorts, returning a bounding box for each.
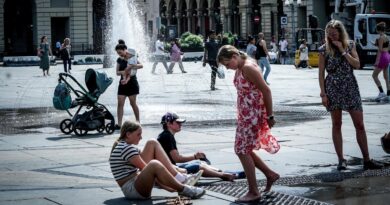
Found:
[121,176,149,200]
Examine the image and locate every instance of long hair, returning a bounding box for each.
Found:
[111,121,141,153]
[325,20,349,57]
[217,45,247,66]
[41,36,46,43]
[376,22,386,33]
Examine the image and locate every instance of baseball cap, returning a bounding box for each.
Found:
[161,112,186,124]
[127,48,136,56]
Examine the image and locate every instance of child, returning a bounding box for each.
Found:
[121,48,138,85]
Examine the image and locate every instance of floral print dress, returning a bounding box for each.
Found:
[319,41,362,112]
[233,68,280,155]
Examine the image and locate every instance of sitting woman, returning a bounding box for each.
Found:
[109,121,206,200]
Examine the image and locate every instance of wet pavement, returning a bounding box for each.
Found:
[0,62,389,204]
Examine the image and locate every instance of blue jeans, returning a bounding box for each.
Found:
[177,160,201,174]
[258,57,271,82]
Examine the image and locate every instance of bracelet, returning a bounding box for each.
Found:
[194,154,197,160]
[342,51,348,56]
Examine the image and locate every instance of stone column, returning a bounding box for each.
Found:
[187,10,192,33]
[176,11,182,36]
[198,9,205,36]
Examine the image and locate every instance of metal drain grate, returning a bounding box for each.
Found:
[201,168,390,204]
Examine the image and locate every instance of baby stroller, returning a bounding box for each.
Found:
[53,68,115,136]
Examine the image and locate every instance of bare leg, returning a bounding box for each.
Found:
[134,160,184,197]
[117,95,126,126]
[372,68,382,88]
[349,110,370,161]
[384,67,390,91]
[250,151,279,192]
[199,164,235,181]
[128,95,139,122]
[236,153,261,202]
[140,139,178,176]
[331,110,344,161]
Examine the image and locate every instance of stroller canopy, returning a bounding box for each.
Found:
[85,68,113,97]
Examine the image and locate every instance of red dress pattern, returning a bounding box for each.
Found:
[233,69,280,155]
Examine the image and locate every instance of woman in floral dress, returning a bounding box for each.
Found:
[318,20,382,171]
[217,45,280,203]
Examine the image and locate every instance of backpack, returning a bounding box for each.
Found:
[53,83,72,110]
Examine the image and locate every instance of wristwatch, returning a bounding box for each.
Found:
[267,115,274,120]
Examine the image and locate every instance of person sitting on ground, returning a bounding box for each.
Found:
[109,121,205,200]
[157,112,236,182]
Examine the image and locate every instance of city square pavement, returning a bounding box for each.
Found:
[0,60,389,205]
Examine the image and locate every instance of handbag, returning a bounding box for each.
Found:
[217,67,225,79]
[37,48,42,57]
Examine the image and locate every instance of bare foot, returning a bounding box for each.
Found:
[264,173,280,192]
[221,173,235,181]
[235,192,261,203]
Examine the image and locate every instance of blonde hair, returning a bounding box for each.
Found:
[64,38,70,45]
[217,45,247,66]
[111,121,141,152]
[325,20,349,57]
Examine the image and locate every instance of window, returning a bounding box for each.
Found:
[368,17,390,35]
[51,0,69,8]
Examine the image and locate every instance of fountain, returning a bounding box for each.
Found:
[104,0,150,68]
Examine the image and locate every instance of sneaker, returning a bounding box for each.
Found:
[363,160,383,170]
[182,70,187,73]
[380,96,390,103]
[375,92,386,101]
[179,185,206,199]
[183,170,203,186]
[337,159,347,171]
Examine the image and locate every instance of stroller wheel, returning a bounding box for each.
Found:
[105,123,115,134]
[60,119,73,134]
[74,121,88,136]
[97,126,105,133]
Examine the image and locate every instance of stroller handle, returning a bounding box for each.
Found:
[58,72,89,98]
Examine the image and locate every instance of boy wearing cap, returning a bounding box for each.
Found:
[157,112,236,182]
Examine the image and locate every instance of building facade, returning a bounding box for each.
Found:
[0,0,388,56]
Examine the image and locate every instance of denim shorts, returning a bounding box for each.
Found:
[121,175,149,200]
[177,160,201,174]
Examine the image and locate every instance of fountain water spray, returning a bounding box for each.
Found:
[105,0,150,68]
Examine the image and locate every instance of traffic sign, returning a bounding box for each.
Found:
[281,16,288,25]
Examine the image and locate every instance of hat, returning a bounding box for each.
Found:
[127,48,136,56]
[161,112,186,124]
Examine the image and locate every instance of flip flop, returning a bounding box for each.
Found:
[199,157,211,165]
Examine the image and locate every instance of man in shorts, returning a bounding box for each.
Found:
[157,112,236,182]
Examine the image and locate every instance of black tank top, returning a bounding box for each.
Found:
[255,41,267,58]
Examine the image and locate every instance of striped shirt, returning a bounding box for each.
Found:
[109,140,140,181]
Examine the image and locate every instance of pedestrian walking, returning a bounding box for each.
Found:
[109,121,206,200]
[372,22,390,102]
[60,38,72,73]
[168,38,187,74]
[38,36,53,77]
[217,45,280,203]
[114,43,142,128]
[203,30,220,90]
[151,36,170,74]
[278,37,288,64]
[296,39,309,68]
[157,112,236,181]
[318,20,383,171]
[245,35,256,59]
[255,33,272,84]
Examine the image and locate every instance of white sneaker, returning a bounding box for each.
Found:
[183,170,203,186]
[375,92,386,101]
[179,185,206,199]
[380,96,390,102]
